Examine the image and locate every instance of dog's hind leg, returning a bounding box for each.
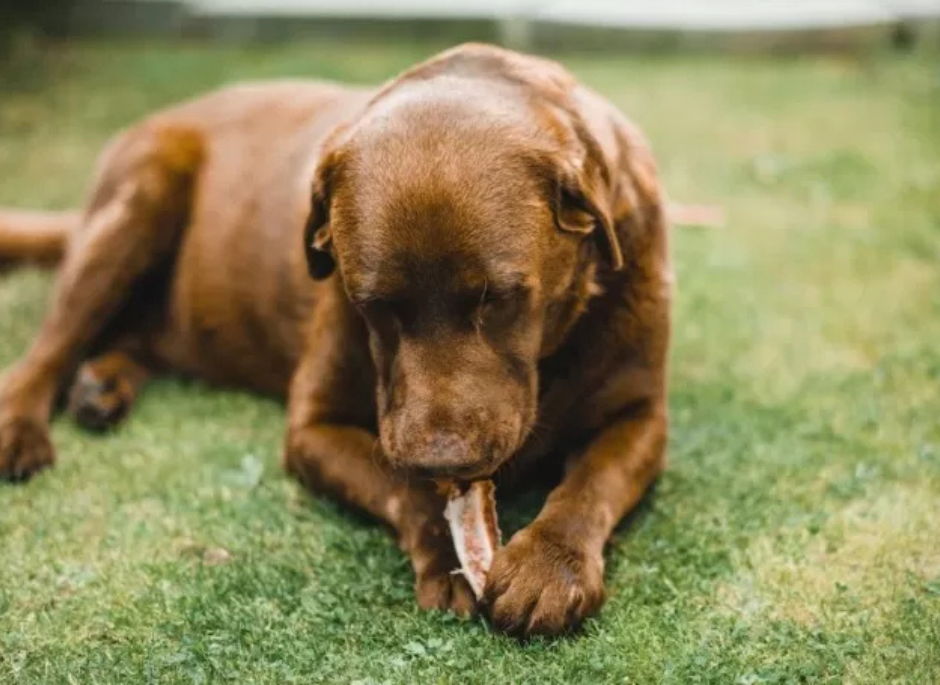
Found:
[0,124,202,481]
[67,349,152,433]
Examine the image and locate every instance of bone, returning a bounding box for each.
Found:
[443,480,501,600]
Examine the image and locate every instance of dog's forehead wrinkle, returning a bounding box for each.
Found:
[345,174,539,255]
[345,248,534,305]
[354,134,531,202]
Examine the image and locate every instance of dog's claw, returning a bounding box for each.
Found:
[0,417,55,482]
[483,523,605,638]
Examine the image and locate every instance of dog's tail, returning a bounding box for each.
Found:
[667,203,725,228]
[0,208,79,267]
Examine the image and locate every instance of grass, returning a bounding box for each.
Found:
[1,39,939,684]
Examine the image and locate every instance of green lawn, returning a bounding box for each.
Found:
[1,39,939,684]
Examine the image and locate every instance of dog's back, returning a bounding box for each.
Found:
[0,80,373,393]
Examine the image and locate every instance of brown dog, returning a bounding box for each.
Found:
[0,44,670,637]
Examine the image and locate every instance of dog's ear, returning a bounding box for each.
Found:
[552,113,663,273]
[549,110,631,272]
[554,155,623,271]
[304,145,343,280]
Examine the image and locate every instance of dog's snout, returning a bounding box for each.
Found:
[408,431,488,478]
[427,431,467,461]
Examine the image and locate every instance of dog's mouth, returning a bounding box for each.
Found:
[399,453,503,483]
[378,414,527,482]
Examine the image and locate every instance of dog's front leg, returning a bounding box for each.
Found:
[484,402,667,637]
[285,422,475,614]
[283,287,475,615]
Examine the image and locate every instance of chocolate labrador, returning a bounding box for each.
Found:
[0,44,671,636]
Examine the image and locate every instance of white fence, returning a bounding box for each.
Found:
[178,0,939,30]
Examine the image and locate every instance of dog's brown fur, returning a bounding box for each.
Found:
[0,44,670,637]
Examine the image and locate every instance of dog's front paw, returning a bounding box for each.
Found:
[483,522,605,637]
[415,562,477,617]
[0,417,55,482]
[412,539,478,618]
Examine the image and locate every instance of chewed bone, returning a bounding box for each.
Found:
[443,480,501,600]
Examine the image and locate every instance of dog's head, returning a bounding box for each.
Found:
[303,45,647,480]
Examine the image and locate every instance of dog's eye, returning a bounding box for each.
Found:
[358,297,416,331]
[486,284,528,306]
[480,290,501,308]
[475,286,527,327]
[473,289,501,314]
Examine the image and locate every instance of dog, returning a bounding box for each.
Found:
[0,43,671,637]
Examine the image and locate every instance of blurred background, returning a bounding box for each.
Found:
[0,0,940,51]
[3,0,940,56]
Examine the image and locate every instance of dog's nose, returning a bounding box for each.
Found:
[408,431,486,478]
